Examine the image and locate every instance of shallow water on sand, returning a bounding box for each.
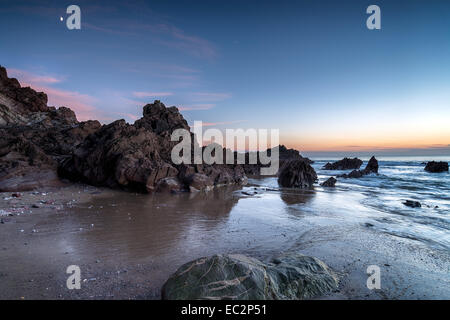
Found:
[1,159,449,299]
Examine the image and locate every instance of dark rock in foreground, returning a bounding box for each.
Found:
[320,177,337,187]
[322,157,362,170]
[278,159,317,188]
[424,161,448,173]
[338,156,378,179]
[403,200,421,208]
[161,253,339,300]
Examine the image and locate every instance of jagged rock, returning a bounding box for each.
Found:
[135,101,190,135]
[320,177,337,187]
[277,159,317,188]
[242,145,312,176]
[363,156,378,174]
[0,65,101,191]
[322,157,362,170]
[403,200,421,208]
[338,156,378,179]
[0,66,49,119]
[0,66,246,193]
[161,253,339,300]
[424,161,448,173]
[60,101,247,192]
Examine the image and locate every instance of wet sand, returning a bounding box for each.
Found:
[0,182,449,300]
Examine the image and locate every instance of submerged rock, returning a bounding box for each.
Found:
[424,161,448,173]
[322,158,362,170]
[161,253,339,300]
[277,159,317,188]
[320,177,337,187]
[403,200,421,208]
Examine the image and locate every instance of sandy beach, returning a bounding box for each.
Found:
[1,178,448,300]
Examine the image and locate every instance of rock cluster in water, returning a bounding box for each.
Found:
[338,156,379,179]
[161,253,339,300]
[403,200,421,208]
[424,161,448,173]
[320,177,337,187]
[322,157,362,170]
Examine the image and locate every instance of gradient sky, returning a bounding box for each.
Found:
[1,0,449,157]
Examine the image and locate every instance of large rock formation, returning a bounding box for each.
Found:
[322,157,362,170]
[338,156,378,179]
[60,101,247,193]
[0,66,101,191]
[0,66,248,192]
[242,145,312,176]
[424,161,448,173]
[161,253,339,300]
[277,159,317,188]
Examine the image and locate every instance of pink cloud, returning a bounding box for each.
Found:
[132,91,174,98]
[179,104,215,111]
[8,68,63,84]
[191,92,232,102]
[190,120,247,127]
[8,68,107,122]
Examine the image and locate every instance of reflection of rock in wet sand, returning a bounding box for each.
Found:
[280,189,315,205]
[64,186,242,261]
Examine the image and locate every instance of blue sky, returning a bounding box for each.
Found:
[1,0,449,156]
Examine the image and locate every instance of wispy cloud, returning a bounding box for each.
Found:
[179,104,215,111]
[191,120,247,127]
[84,20,217,59]
[8,68,63,85]
[190,92,232,102]
[132,91,174,98]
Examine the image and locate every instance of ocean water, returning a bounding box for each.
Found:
[309,158,450,250]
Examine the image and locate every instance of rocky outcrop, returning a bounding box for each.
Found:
[403,200,421,208]
[241,145,312,176]
[60,101,247,193]
[338,156,378,179]
[161,253,339,300]
[424,161,448,173]
[364,156,379,174]
[322,157,362,170]
[0,65,102,191]
[320,177,337,187]
[277,159,317,188]
[0,66,247,193]
[0,66,49,123]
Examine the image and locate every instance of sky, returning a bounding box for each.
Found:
[0,0,449,157]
